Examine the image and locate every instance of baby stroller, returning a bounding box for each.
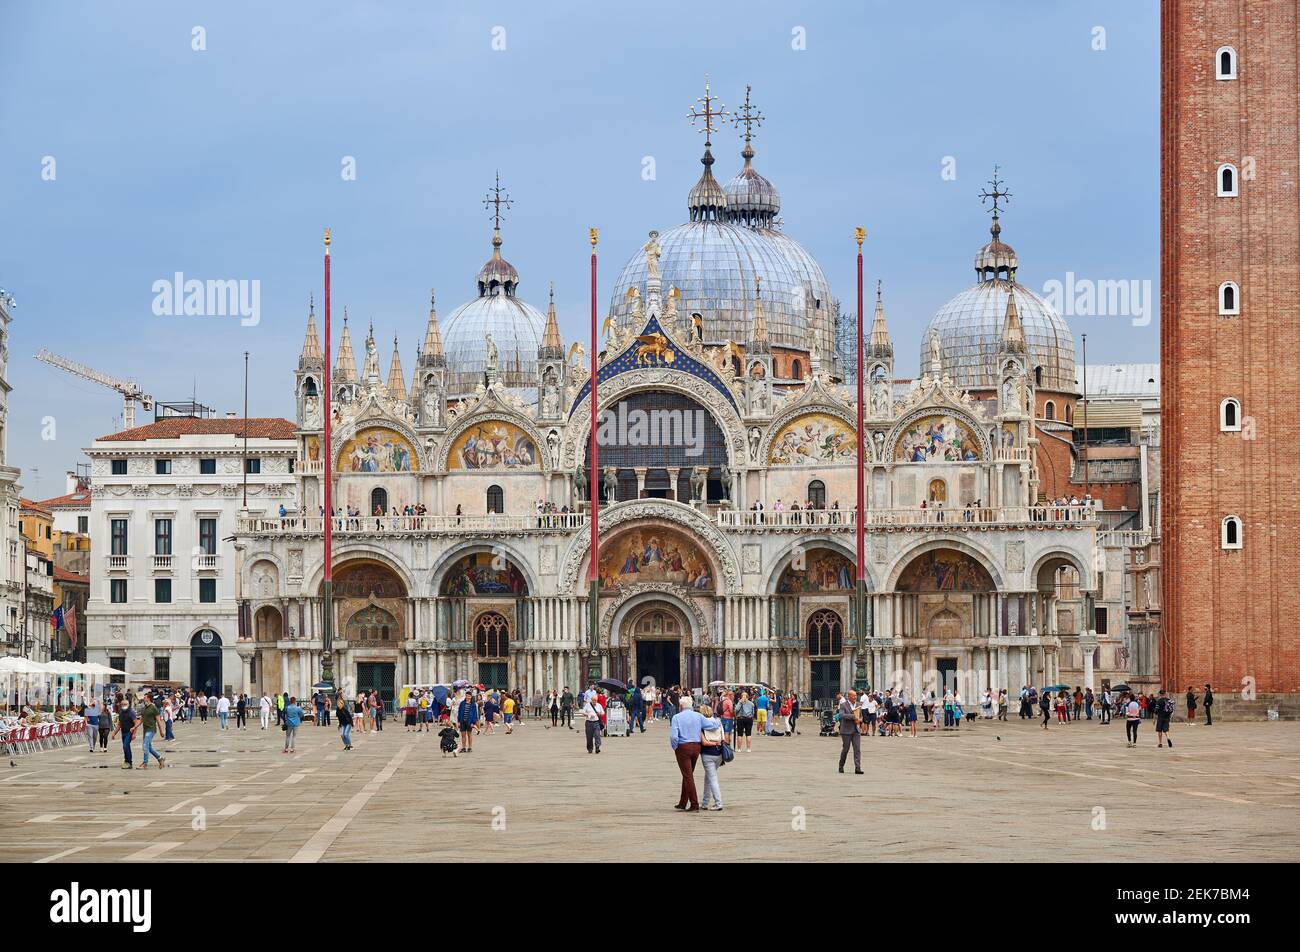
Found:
[437,726,459,757]
[818,708,838,736]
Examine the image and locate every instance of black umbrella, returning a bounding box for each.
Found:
[1111,683,1132,693]
[595,677,627,693]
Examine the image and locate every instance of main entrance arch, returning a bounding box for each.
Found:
[623,601,688,689]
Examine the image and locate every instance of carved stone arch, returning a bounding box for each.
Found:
[556,499,739,595]
[187,624,226,646]
[428,539,539,597]
[765,536,875,593]
[433,407,550,474]
[304,544,416,596]
[599,586,714,651]
[759,401,858,464]
[883,403,994,463]
[560,371,746,473]
[243,552,286,598]
[332,414,430,472]
[884,537,1006,593]
[1029,547,1094,593]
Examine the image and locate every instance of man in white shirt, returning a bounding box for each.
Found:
[582,696,602,754]
[259,693,272,730]
[216,693,231,730]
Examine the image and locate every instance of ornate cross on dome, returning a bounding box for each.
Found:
[687,76,729,145]
[733,84,763,143]
[979,166,1012,220]
[484,171,513,231]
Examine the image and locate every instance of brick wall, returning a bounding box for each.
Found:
[1161,0,1300,694]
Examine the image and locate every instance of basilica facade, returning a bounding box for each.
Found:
[235,114,1117,707]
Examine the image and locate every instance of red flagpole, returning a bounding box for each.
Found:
[321,228,335,688]
[587,228,600,685]
[854,227,867,691]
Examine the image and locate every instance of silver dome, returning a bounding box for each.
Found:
[923,278,1076,393]
[760,227,836,362]
[442,288,545,396]
[610,220,815,351]
[723,159,781,226]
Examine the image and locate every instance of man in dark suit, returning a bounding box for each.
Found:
[1203,683,1214,726]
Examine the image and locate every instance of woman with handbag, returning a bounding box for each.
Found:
[698,703,725,812]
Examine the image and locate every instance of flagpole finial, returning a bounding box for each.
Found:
[589,227,599,250]
[855,226,866,250]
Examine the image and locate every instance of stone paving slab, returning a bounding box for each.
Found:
[1,716,1296,862]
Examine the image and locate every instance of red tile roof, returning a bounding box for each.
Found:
[19,497,52,516]
[35,489,91,509]
[54,565,89,585]
[96,417,297,442]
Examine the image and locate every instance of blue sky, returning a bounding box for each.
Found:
[0,0,1158,499]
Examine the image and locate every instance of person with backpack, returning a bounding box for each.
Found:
[1155,689,1175,747]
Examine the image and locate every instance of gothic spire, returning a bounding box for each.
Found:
[334,308,357,383]
[387,335,408,402]
[1001,280,1028,354]
[750,275,769,348]
[540,282,563,357]
[298,296,323,369]
[867,280,893,360]
[421,288,445,363]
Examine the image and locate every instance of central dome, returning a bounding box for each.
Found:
[609,138,835,359]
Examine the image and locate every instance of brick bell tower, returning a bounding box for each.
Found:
[1161,0,1299,698]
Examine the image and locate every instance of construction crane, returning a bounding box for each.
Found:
[34,348,153,430]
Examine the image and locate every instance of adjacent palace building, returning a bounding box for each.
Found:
[88,101,1149,706]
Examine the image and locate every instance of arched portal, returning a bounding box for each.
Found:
[190,629,223,696]
[327,560,409,708]
[583,391,730,502]
[622,601,688,689]
[893,546,999,697]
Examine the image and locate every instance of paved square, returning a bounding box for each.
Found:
[2,715,1297,862]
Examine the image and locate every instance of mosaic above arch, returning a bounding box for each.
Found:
[339,426,418,473]
[447,420,540,470]
[896,548,995,592]
[777,548,855,593]
[894,413,982,463]
[768,412,857,465]
[441,552,530,596]
[598,525,715,593]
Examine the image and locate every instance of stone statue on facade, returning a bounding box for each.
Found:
[603,466,619,504]
[690,467,707,502]
[574,464,588,500]
[644,230,662,283]
[485,333,499,373]
[719,464,732,503]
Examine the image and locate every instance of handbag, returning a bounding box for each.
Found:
[719,741,734,765]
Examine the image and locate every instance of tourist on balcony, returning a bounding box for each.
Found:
[829,500,840,524]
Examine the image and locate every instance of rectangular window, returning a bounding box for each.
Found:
[154,518,172,555]
[77,516,89,534]
[154,579,172,603]
[153,657,170,681]
[245,458,261,474]
[199,458,217,475]
[110,519,128,556]
[109,657,126,684]
[199,518,217,555]
[110,579,127,604]
[1095,606,1109,635]
[110,459,127,475]
[199,578,217,603]
[155,459,171,475]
